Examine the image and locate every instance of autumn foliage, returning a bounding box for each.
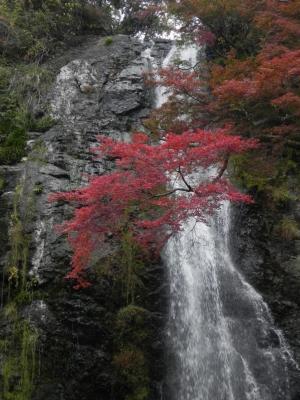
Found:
[51,0,300,288]
[167,0,300,195]
[51,129,257,288]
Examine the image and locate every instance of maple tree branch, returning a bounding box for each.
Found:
[150,187,192,199]
[178,60,203,71]
[177,166,193,191]
[176,87,206,104]
[213,157,229,182]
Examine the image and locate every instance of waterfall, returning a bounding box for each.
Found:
[150,43,294,400]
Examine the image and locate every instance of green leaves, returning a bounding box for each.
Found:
[0,0,112,62]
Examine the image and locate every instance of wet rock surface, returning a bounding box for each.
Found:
[231,202,300,399]
[0,35,170,400]
[4,32,299,400]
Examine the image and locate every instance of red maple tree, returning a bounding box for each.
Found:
[165,0,300,198]
[51,128,257,288]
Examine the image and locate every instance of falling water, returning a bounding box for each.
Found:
[151,43,294,400]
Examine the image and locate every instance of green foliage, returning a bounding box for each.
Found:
[93,245,152,398]
[2,320,38,400]
[104,36,113,46]
[270,185,296,204]
[168,0,262,59]
[3,301,18,320]
[33,183,43,195]
[231,153,299,206]
[0,62,54,165]
[113,347,149,400]
[0,0,111,166]
[119,231,146,305]
[30,115,55,132]
[28,139,47,163]
[94,230,147,306]
[8,185,30,289]
[0,0,112,62]
[231,154,271,192]
[113,0,164,36]
[99,227,154,400]
[0,95,28,164]
[9,64,54,106]
[1,181,39,400]
[0,173,5,190]
[275,217,300,240]
[116,305,149,347]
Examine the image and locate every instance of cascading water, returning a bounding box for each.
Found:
[149,43,295,400]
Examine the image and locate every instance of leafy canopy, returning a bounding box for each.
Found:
[165,0,300,200]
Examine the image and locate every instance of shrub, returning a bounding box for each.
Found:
[113,347,149,400]
[29,115,55,132]
[104,36,113,46]
[275,217,300,240]
[0,0,112,62]
[115,305,149,346]
[0,96,28,165]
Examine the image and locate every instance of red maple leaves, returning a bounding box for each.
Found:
[50,129,257,288]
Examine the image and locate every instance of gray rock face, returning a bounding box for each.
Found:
[0,35,168,400]
[231,202,300,399]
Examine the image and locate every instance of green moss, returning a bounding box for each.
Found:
[27,139,47,163]
[0,338,9,351]
[33,183,43,195]
[1,181,39,400]
[275,217,300,240]
[14,290,34,307]
[8,186,30,290]
[2,320,38,400]
[117,305,148,324]
[3,302,18,321]
[29,115,55,133]
[0,174,5,191]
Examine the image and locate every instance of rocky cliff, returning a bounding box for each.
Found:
[231,201,300,400]
[0,35,170,400]
[1,32,300,400]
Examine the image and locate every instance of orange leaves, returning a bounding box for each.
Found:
[211,46,300,137]
[166,0,299,206]
[256,49,300,88]
[272,92,300,116]
[213,79,256,103]
[279,0,300,20]
[210,57,256,87]
[255,0,300,47]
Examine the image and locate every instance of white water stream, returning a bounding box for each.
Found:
[147,43,294,400]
